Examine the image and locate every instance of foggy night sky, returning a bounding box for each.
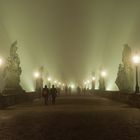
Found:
[0,0,140,91]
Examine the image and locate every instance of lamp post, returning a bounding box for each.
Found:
[101,70,107,78]
[92,76,96,91]
[34,72,40,93]
[86,80,90,89]
[99,70,107,91]
[0,58,3,66]
[47,77,52,88]
[54,80,57,87]
[84,81,87,89]
[132,55,140,93]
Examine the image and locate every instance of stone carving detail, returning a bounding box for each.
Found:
[115,44,134,92]
[3,41,22,90]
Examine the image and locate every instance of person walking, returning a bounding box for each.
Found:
[50,85,57,105]
[42,85,49,105]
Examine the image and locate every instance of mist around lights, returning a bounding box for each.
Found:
[34,72,40,78]
[132,55,140,64]
[0,58,3,66]
[1,0,140,92]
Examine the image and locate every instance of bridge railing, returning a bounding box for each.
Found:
[0,92,36,108]
[94,90,140,107]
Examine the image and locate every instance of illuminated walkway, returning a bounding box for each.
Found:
[0,95,140,140]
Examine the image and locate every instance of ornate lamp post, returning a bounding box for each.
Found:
[132,55,140,93]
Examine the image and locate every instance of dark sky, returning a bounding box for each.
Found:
[0,0,140,91]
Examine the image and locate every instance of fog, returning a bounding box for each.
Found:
[0,0,140,91]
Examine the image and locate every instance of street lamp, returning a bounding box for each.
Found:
[33,71,43,97]
[92,76,96,91]
[34,72,39,89]
[92,76,96,81]
[58,82,61,85]
[86,80,90,89]
[34,72,40,78]
[33,72,40,93]
[99,70,107,91]
[0,58,3,66]
[71,84,75,89]
[101,70,107,77]
[47,77,52,88]
[132,55,140,93]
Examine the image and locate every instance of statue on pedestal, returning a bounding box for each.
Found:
[3,41,23,92]
[115,44,134,92]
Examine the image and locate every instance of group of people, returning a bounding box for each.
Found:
[42,85,57,105]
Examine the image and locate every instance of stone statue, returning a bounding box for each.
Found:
[3,41,22,91]
[122,44,132,67]
[115,44,134,92]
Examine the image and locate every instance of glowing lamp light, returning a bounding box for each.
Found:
[92,77,96,81]
[58,82,61,85]
[132,55,140,64]
[34,72,40,78]
[71,84,75,89]
[54,80,57,84]
[48,77,52,81]
[106,88,111,91]
[101,71,107,77]
[87,80,90,84]
[133,54,140,93]
[62,83,65,86]
[84,81,87,85]
[0,58,3,66]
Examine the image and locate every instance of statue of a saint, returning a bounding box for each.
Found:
[115,44,134,92]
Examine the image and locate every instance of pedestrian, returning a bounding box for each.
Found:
[42,85,49,105]
[50,85,57,105]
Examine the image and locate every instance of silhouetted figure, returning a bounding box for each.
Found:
[82,88,86,95]
[50,85,57,104]
[42,85,49,105]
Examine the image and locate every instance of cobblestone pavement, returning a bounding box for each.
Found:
[0,95,140,140]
